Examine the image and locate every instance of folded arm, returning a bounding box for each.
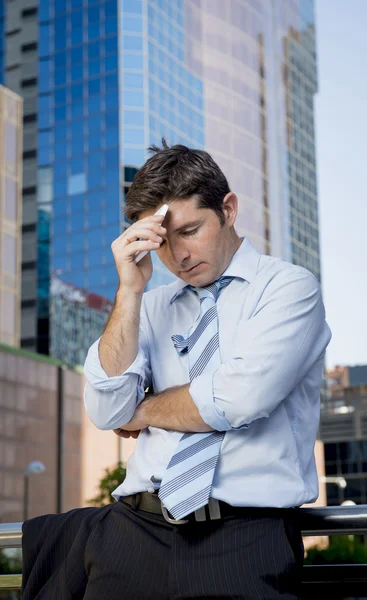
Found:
[118,383,214,433]
[188,269,332,431]
[120,269,331,434]
[88,268,331,435]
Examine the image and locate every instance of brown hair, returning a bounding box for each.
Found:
[125,139,230,224]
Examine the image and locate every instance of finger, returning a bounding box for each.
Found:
[126,217,166,234]
[124,239,161,259]
[111,236,160,258]
[123,227,164,245]
[112,224,166,249]
[132,222,167,238]
[113,428,141,439]
[141,213,167,224]
[113,429,130,438]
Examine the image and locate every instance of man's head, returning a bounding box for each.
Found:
[125,140,242,286]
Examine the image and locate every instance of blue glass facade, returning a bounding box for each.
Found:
[146,1,204,150]
[146,0,205,288]
[37,0,120,361]
[280,0,320,281]
[120,0,145,169]
[120,0,205,289]
[45,0,207,362]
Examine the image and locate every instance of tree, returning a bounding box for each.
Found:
[0,549,22,575]
[87,461,126,507]
[305,535,367,565]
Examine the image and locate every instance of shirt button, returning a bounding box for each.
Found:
[147,487,155,494]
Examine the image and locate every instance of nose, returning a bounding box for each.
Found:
[168,239,190,267]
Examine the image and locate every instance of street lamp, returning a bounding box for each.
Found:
[320,475,347,489]
[23,461,46,522]
[341,501,356,541]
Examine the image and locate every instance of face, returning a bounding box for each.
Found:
[139,193,242,287]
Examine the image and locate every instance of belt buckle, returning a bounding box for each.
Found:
[161,498,221,525]
[161,503,189,525]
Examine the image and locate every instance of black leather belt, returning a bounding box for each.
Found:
[120,492,296,525]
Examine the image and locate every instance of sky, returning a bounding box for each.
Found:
[314,0,366,369]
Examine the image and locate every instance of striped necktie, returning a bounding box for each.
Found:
[158,276,233,520]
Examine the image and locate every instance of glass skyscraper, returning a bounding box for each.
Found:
[1,0,320,365]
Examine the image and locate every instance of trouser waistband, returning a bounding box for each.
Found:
[120,492,297,525]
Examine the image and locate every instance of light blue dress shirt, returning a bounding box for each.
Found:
[84,238,332,508]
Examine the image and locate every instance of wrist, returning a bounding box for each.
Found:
[115,287,143,305]
[139,394,155,427]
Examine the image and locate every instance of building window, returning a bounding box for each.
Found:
[22,224,36,233]
[21,300,36,309]
[23,186,37,196]
[23,150,37,160]
[21,77,37,88]
[22,7,38,18]
[21,42,38,53]
[23,113,37,123]
[22,261,37,271]
[68,173,87,196]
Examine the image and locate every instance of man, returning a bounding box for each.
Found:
[22,141,331,600]
[81,140,332,599]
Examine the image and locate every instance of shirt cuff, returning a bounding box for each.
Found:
[189,371,233,431]
[84,338,149,393]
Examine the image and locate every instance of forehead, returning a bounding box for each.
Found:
[138,197,202,222]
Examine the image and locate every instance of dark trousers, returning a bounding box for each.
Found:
[22,501,304,599]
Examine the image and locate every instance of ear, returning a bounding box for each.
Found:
[222,192,238,226]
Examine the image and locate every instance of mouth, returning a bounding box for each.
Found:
[180,263,203,274]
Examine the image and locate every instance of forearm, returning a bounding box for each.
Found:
[139,384,215,432]
[84,379,142,430]
[99,289,143,376]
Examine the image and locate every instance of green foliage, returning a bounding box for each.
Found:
[305,535,367,565]
[0,549,22,574]
[87,461,126,507]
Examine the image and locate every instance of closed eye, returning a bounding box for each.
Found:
[159,228,199,247]
[181,228,199,236]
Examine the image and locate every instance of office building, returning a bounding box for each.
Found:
[0,342,121,523]
[50,276,113,367]
[0,0,42,355]
[320,384,367,506]
[0,84,22,348]
[327,364,367,398]
[0,0,321,365]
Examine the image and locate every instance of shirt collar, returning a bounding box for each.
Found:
[169,237,261,304]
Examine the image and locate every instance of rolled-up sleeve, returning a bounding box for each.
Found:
[189,269,332,431]
[84,314,152,430]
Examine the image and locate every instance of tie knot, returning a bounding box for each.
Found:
[192,276,233,302]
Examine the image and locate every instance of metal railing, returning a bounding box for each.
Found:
[1,505,367,596]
